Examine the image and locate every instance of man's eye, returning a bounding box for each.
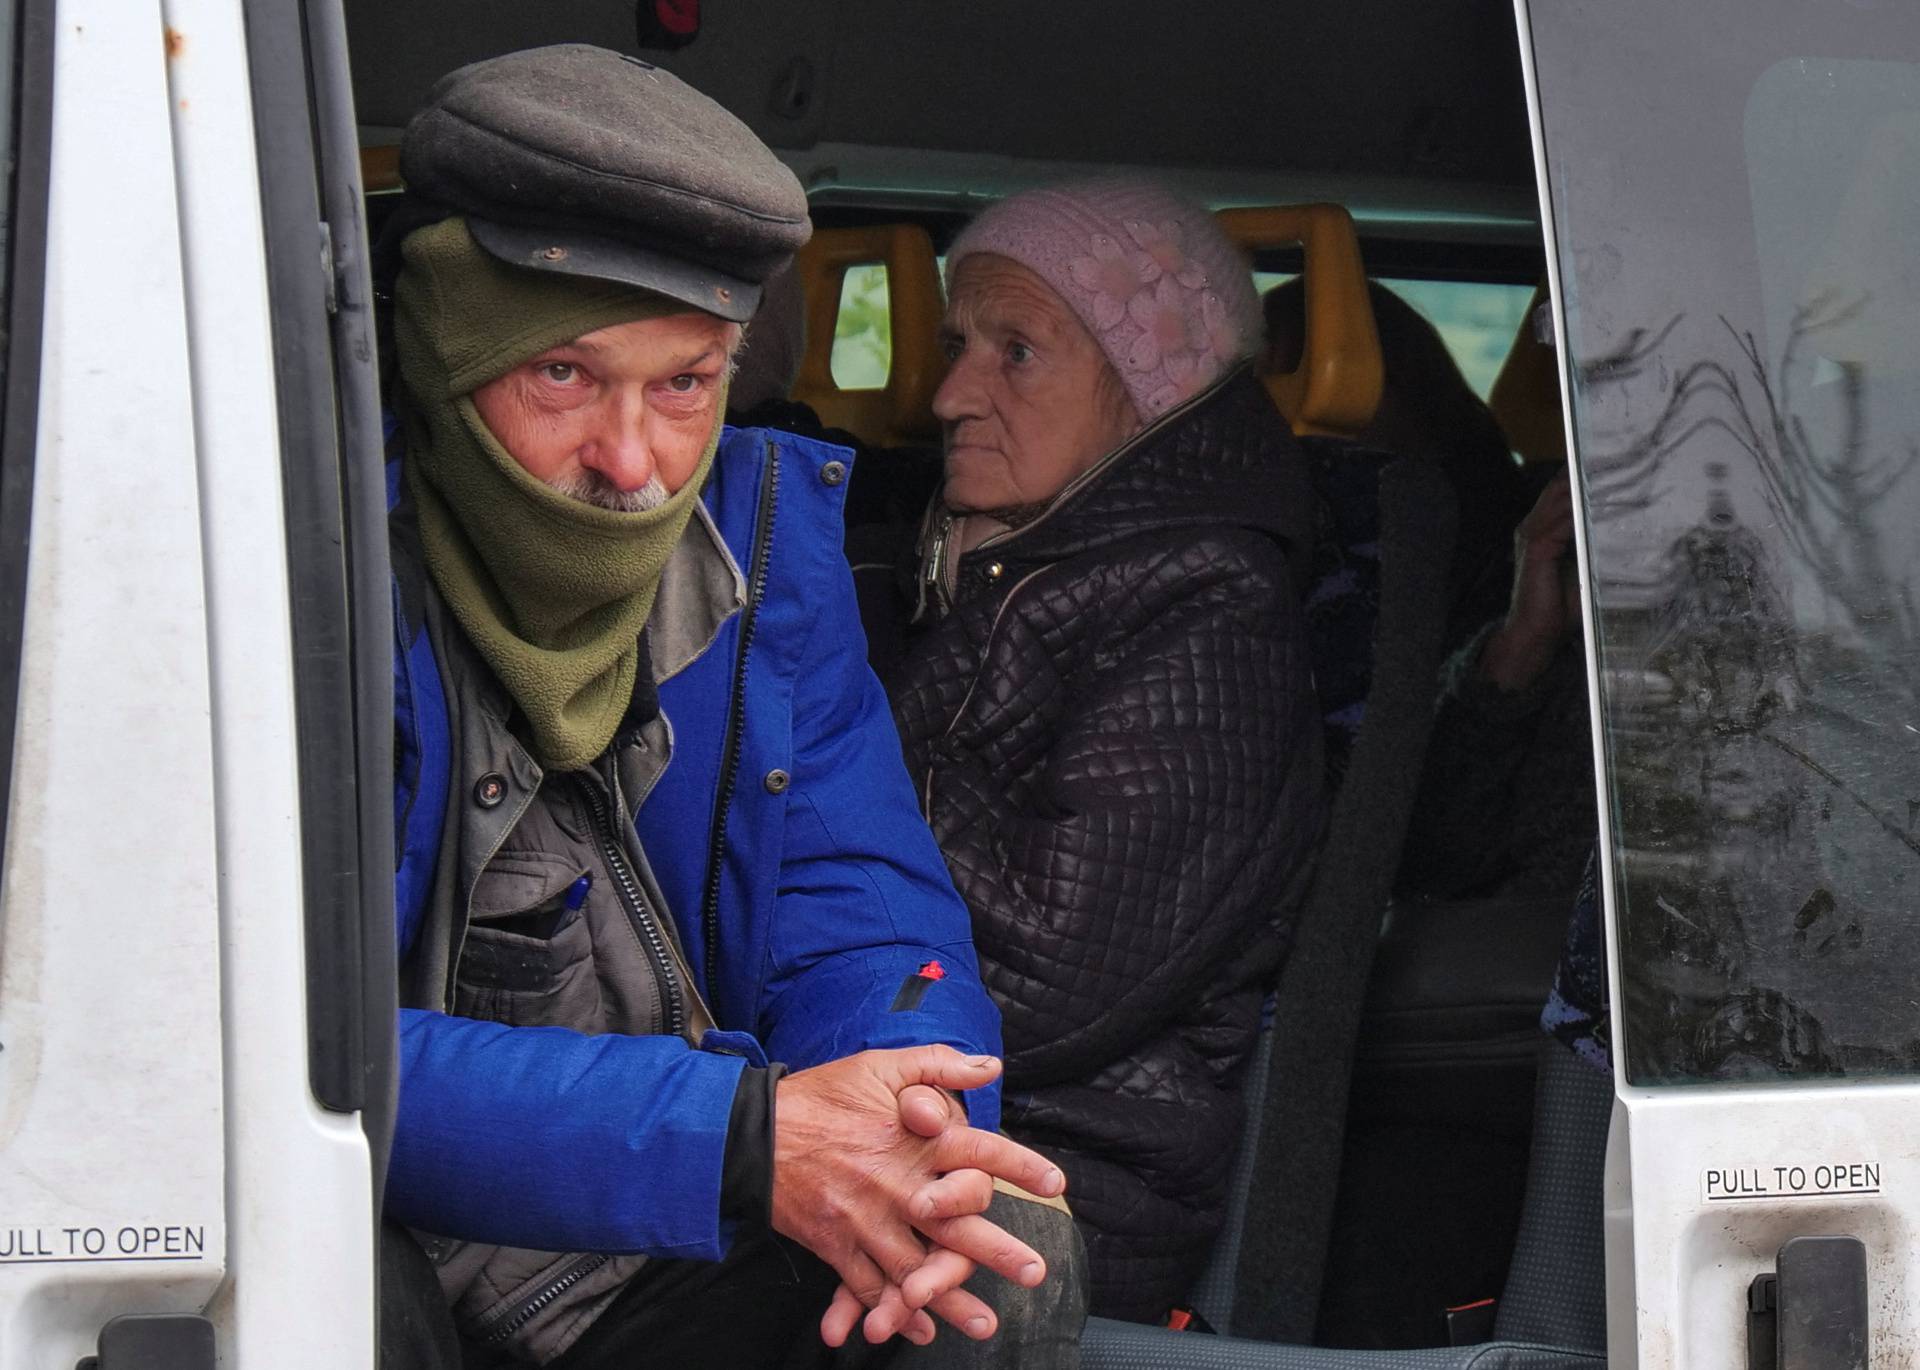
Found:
[1006,341,1034,366]
[941,337,963,363]
[667,374,701,394]
[538,362,579,385]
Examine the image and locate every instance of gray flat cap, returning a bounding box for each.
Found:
[400,44,811,322]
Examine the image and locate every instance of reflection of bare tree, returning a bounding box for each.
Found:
[1579,301,1920,1082]
[1582,299,1920,695]
[1708,296,1920,671]
[1567,316,1688,513]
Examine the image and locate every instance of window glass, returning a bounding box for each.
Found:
[1531,0,1920,1084]
[837,256,1522,404]
[829,262,891,390]
[1252,270,1531,400]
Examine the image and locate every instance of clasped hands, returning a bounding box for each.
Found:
[770,1046,1066,1348]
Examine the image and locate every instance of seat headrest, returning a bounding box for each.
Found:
[362,144,402,194]
[792,224,944,449]
[1216,204,1384,438]
[1488,281,1567,464]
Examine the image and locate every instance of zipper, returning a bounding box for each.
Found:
[580,772,685,1039]
[699,438,779,1003]
[922,565,1049,821]
[478,1253,610,1346]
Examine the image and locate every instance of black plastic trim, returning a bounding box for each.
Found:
[303,0,399,1196]
[85,1314,216,1370]
[0,0,56,887]
[241,0,395,1198]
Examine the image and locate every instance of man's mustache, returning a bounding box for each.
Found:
[547,469,671,512]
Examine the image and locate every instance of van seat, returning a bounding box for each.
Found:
[791,223,944,449]
[1487,282,1565,464]
[1216,204,1384,438]
[361,143,401,193]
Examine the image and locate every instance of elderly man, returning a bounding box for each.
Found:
[380,46,1079,1369]
[884,180,1326,1321]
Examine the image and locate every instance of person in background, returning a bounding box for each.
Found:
[726,261,810,422]
[1263,278,1532,647]
[885,179,1327,1322]
[1397,470,1596,899]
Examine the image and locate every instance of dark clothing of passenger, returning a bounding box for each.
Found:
[1540,851,1610,1073]
[1397,626,1595,900]
[728,396,945,536]
[729,396,944,672]
[1262,279,1532,650]
[887,370,1327,1322]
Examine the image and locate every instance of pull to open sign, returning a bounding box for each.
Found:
[1702,1163,1882,1203]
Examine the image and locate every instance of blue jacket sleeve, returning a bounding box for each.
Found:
[754,582,1004,1132]
[387,1008,752,1259]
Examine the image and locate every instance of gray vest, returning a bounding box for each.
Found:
[404,508,744,1363]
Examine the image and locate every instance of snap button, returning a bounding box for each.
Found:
[820,460,847,487]
[540,246,568,262]
[763,768,791,795]
[474,773,508,808]
[987,562,1004,579]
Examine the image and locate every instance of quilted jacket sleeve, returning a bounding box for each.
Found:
[913,528,1324,1086]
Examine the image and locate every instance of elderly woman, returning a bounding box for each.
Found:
[886,180,1327,1322]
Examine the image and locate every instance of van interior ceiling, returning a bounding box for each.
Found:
[343,0,1563,1352]
[345,0,1539,246]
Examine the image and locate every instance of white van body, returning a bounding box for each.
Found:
[0,1,375,1365]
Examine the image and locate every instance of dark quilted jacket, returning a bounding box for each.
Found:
[886,370,1327,1321]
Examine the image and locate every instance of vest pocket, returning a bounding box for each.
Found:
[456,854,602,1029]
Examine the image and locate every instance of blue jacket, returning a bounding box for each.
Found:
[385,426,1002,1260]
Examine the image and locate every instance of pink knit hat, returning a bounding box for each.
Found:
[945,178,1262,420]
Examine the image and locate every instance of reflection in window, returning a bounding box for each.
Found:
[1533,2,1920,1085]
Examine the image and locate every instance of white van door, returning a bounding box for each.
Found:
[0,0,392,1365]
[1520,1,1920,1364]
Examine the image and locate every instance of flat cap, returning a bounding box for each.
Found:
[400,44,811,322]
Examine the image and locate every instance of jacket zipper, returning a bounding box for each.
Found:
[478,1252,610,1347]
[922,565,1048,821]
[699,438,779,1003]
[580,773,685,1039]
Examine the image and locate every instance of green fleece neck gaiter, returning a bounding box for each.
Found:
[394,217,724,772]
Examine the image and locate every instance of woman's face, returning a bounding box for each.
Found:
[933,254,1140,515]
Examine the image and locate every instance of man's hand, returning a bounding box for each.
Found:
[821,1082,1023,1346]
[771,1047,1066,1347]
[1480,470,1579,692]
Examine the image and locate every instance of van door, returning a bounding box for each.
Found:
[1521,0,1920,1363]
[0,0,391,1364]
[0,0,233,1362]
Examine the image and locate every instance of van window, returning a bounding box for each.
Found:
[1254,270,1529,400]
[836,256,1530,405]
[829,262,892,390]
[1532,0,1920,1085]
